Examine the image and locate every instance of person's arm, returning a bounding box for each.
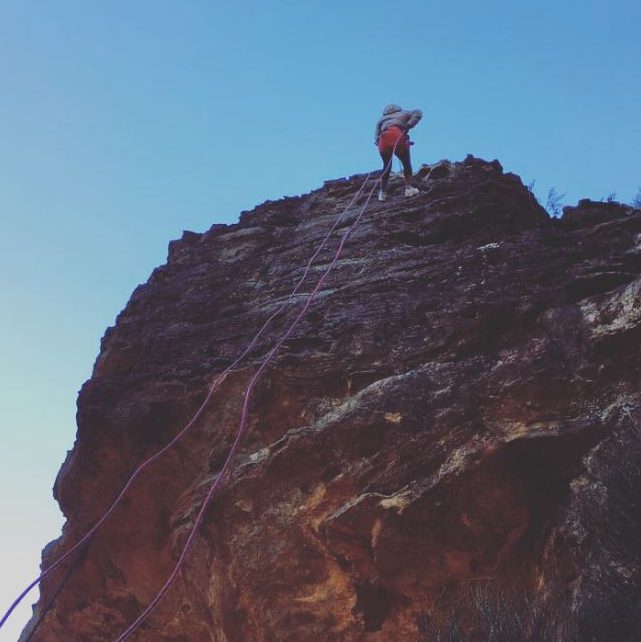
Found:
[405,109,423,130]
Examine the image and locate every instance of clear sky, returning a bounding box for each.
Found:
[1,1,640,639]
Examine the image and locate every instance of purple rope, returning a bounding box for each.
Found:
[2,141,401,637]
[0,174,373,632]
[114,162,392,641]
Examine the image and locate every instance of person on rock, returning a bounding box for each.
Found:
[374,104,423,202]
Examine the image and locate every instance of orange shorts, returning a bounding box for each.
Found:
[377,126,410,153]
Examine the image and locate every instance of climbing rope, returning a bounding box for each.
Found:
[0,155,396,634]
[114,170,384,642]
[112,136,408,639]
[22,549,88,642]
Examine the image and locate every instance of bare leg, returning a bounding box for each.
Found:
[395,146,413,186]
[379,149,393,192]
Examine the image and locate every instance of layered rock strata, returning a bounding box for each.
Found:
[22,157,641,641]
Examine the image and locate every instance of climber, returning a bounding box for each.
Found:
[374,104,423,202]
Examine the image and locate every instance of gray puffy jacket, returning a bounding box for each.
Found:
[374,104,423,143]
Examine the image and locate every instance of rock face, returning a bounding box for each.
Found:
[22,157,641,641]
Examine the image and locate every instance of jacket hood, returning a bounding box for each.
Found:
[383,104,402,115]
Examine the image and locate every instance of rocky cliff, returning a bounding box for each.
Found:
[22,157,641,641]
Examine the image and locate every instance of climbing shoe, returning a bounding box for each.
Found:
[378,190,388,202]
[404,186,419,198]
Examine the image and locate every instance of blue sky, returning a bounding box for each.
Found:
[1,1,640,638]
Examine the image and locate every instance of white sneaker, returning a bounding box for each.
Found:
[404,186,419,198]
[378,190,387,202]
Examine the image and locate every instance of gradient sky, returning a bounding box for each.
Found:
[1,1,640,639]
